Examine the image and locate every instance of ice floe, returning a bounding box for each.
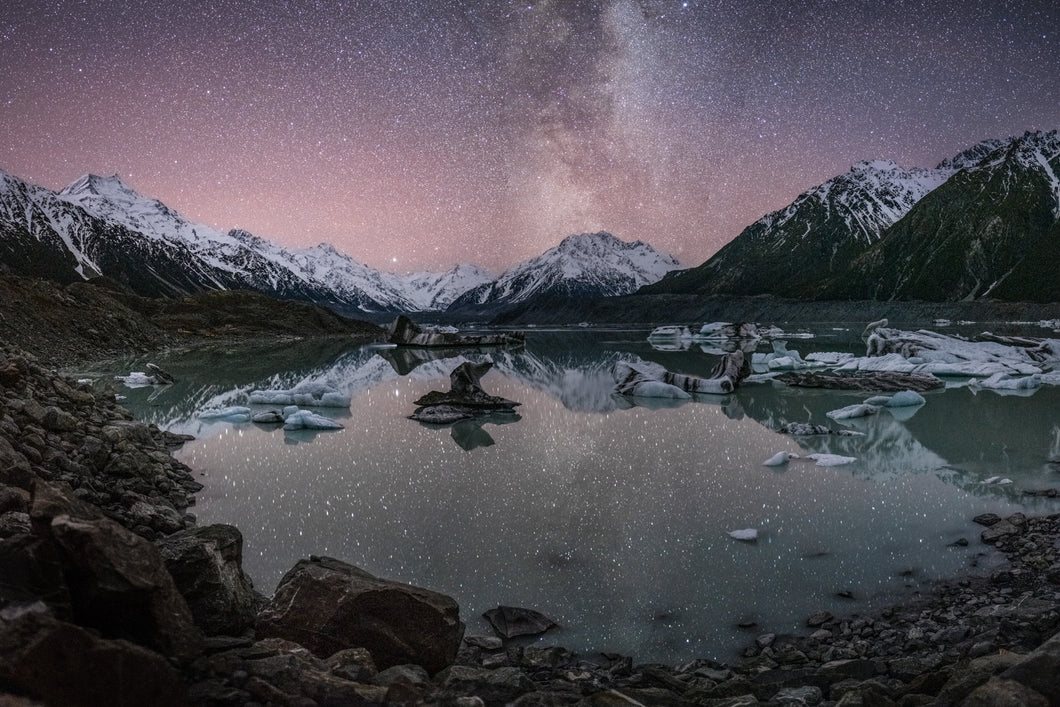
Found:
[826,403,879,421]
[613,356,747,397]
[764,452,799,466]
[728,528,758,541]
[808,454,857,467]
[248,381,352,408]
[197,406,252,422]
[282,408,344,431]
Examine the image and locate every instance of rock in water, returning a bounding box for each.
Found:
[410,361,520,423]
[483,605,559,639]
[255,556,465,674]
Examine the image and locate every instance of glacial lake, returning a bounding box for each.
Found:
[75,325,1060,663]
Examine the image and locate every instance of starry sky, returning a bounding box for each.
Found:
[2,1,1057,273]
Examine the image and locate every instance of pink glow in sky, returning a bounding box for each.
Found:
[2,1,1057,273]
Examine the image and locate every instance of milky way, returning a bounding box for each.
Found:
[1,1,1057,272]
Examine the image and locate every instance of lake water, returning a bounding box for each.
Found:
[77,325,1060,662]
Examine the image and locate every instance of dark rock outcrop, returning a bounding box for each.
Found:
[157,524,264,637]
[256,555,466,674]
[409,361,521,424]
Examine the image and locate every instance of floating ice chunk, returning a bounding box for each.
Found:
[648,325,692,340]
[864,395,892,406]
[116,372,157,388]
[1041,372,1060,385]
[613,360,738,397]
[76,378,94,385]
[826,404,879,421]
[972,373,1042,391]
[282,409,344,430]
[887,390,926,407]
[764,452,798,466]
[248,380,352,407]
[728,528,758,541]
[626,380,692,399]
[198,406,252,422]
[981,476,1013,485]
[808,454,857,467]
[804,352,855,366]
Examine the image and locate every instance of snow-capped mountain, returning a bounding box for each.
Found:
[643,131,1059,302]
[825,130,1060,301]
[449,232,680,309]
[396,264,494,310]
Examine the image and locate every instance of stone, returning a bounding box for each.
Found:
[437,665,536,705]
[256,555,464,674]
[47,511,203,659]
[981,520,1020,544]
[483,605,559,639]
[961,677,1048,706]
[0,610,185,707]
[157,524,264,636]
[999,629,1060,704]
[773,685,823,705]
[807,610,834,627]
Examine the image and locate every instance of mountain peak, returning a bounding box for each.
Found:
[61,173,136,198]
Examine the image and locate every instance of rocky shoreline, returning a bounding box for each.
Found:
[3,339,1060,705]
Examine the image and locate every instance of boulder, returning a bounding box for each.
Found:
[157,524,264,636]
[36,489,203,659]
[256,556,465,674]
[999,629,1060,704]
[0,609,185,707]
[483,605,559,639]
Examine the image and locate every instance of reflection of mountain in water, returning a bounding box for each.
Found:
[90,331,1060,499]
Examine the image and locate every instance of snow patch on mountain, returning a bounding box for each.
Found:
[451,232,681,307]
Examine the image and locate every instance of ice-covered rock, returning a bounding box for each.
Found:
[764,452,799,466]
[198,406,252,422]
[808,454,857,467]
[282,409,344,430]
[248,381,352,408]
[826,404,879,421]
[728,528,758,541]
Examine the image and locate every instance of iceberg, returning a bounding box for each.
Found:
[808,454,857,467]
[613,354,748,397]
[648,325,693,341]
[282,409,344,431]
[971,372,1042,391]
[826,403,879,421]
[728,528,758,541]
[764,452,798,466]
[248,381,352,408]
[856,327,1057,377]
[197,406,252,422]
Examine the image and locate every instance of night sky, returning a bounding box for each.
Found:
[2,1,1057,273]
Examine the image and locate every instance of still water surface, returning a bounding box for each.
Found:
[79,326,1060,662]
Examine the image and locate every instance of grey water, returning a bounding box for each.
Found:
[77,326,1060,663]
